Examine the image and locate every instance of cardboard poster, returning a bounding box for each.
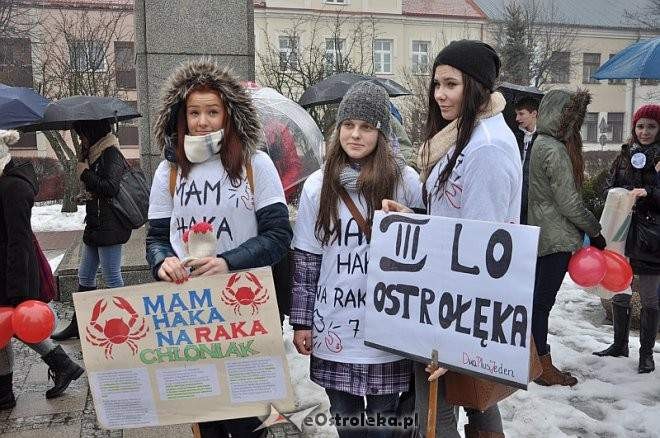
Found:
[73,267,295,429]
[365,212,539,388]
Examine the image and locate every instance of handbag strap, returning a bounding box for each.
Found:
[338,188,371,240]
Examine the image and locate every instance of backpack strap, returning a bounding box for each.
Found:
[168,160,254,198]
[168,163,177,198]
[246,159,254,195]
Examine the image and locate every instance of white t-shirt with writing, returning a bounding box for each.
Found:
[425,113,522,224]
[148,151,286,259]
[293,166,423,364]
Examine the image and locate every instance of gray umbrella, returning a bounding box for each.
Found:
[19,95,140,132]
[298,72,411,108]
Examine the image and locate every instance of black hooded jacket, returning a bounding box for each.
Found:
[80,146,132,247]
[0,160,40,306]
[604,141,660,273]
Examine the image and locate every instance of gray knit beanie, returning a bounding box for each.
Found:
[336,81,390,136]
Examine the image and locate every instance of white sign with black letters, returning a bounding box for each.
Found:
[364,212,540,388]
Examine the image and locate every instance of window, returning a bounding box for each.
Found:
[324,38,345,74]
[583,112,598,142]
[324,0,347,4]
[607,112,624,143]
[373,39,393,74]
[0,37,33,87]
[278,36,298,71]
[582,53,600,84]
[640,78,659,86]
[607,54,625,85]
[549,51,570,84]
[69,40,106,72]
[411,40,430,74]
[114,41,135,89]
[117,100,139,147]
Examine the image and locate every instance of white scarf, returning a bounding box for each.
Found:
[184,129,224,163]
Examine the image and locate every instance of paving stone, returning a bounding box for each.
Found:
[0,412,82,435]
[122,424,191,438]
[9,385,87,419]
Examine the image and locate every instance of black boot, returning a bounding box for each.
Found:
[0,373,15,411]
[41,346,85,399]
[594,302,630,357]
[51,285,95,341]
[638,307,658,374]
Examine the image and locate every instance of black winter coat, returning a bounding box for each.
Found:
[0,160,40,306]
[515,128,538,225]
[81,146,131,247]
[604,142,660,274]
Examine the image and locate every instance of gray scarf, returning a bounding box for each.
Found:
[338,151,407,192]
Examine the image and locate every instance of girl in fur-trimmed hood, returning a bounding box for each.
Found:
[527,88,607,387]
[145,60,292,437]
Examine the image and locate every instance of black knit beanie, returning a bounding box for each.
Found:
[434,40,501,91]
[336,81,391,136]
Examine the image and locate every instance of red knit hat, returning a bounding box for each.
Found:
[632,104,660,127]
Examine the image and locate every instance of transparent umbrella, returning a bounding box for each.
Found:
[249,86,324,203]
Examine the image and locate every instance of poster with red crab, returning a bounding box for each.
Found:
[72,266,295,429]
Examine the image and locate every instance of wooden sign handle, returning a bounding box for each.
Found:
[426,349,439,438]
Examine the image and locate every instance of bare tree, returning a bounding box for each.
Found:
[0,0,34,38]
[491,0,578,87]
[32,7,132,212]
[256,10,378,134]
[624,0,660,31]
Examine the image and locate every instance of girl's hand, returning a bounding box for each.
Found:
[425,363,449,381]
[655,161,660,173]
[185,257,229,277]
[76,162,89,178]
[630,188,648,198]
[158,256,189,284]
[293,330,313,355]
[381,199,413,213]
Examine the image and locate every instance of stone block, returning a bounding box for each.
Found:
[123,424,193,438]
[143,0,254,55]
[0,423,83,438]
[10,386,87,419]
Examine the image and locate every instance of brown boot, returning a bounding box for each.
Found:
[464,424,505,438]
[534,353,577,387]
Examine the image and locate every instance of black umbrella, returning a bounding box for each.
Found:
[19,95,140,132]
[496,82,544,135]
[298,72,411,108]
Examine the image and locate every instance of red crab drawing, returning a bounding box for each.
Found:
[221,272,269,316]
[85,297,149,360]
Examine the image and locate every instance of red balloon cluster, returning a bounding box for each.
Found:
[568,247,633,292]
[0,300,56,347]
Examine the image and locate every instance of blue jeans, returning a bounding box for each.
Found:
[78,243,124,288]
[325,388,399,438]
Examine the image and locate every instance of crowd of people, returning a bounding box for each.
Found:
[0,39,658,438]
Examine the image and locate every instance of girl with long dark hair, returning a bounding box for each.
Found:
[384,40,519,438]
[290,81,422,438]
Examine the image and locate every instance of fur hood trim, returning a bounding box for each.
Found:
[153,59,261,155]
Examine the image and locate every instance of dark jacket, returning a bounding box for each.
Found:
[604,142,660,273]
[515,128,538,225]
[146,59,292,280]
[0,160,40,306]
[527,89,601,256]
[80,146,131,247]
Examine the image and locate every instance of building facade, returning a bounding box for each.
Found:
[2,0,658,158]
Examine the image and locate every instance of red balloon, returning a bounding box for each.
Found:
[0,307,13,348]
[600,250,633,292]
[568,247,607,287]
[11,300,55,344]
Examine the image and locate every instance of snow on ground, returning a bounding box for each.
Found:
[32,203,86,232]
[282,276,660,438]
